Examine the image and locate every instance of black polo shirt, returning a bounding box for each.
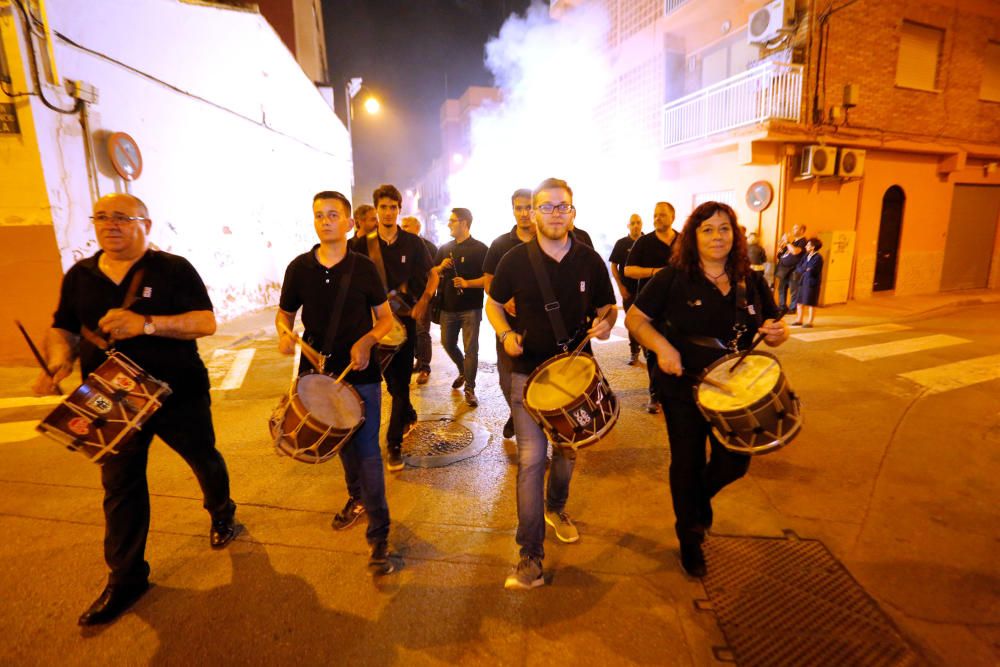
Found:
[279,248,387,385]
[484,226,525,276]
[52,249,213,395]
[634,267,778,400]
[571,227,593,249]
[434,236,488,312]
[608,235,639,295]
[489,238,615,375]
[626,231,676,293]
[348,227,432,316]
[421,238,438,265]
[777,237,808,272]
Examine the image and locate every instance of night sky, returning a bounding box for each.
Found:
[324,0,533,204]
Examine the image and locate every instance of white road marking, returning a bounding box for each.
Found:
[792,323,911,342]
[0,420,41,444]
[899,353,1000,394]
[837,334,971,361]
[0,395,62,410]
[209,348,256,391]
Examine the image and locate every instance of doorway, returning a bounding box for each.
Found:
[873,186,905,292]
[940,185,1000,291]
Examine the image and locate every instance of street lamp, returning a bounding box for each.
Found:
[345,77,381,189]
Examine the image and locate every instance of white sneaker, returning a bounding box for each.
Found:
[544,510,580,543]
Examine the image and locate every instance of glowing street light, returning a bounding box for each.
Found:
[345,76,382,188]
[363,96,381,115]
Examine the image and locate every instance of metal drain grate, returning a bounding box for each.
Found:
[699,533,923,667]
[402,418,487,467]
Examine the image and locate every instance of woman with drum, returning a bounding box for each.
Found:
[625,201,789,578]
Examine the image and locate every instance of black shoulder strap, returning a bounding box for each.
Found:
[525,240,570,348]
[366,232,389,289]
[320,252,355,356]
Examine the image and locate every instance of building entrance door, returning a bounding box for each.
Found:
[940,184,1000,291]
[873,186,905,292]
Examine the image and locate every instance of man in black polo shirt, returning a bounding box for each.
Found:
[483,188,535,440]
[349,184,433,471]
[277,190,398,575]
[608,213,643,365]
[487,177,616,590]
[625,201,678,414]
[32,193,239,626]
[401,216,437,385]
[423,207,488,406]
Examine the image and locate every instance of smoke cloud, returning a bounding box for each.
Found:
[444,1,663,253]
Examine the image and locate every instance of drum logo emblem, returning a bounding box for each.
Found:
[86,393,113,414]
[112,373,136,392]
[68,416,91,435]
[572,407,592,427]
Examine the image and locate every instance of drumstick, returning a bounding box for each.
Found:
[277,320,327,371]
[334,364,353,384]
[15,320,63,396]
[685,372,735,397]
[728,307,788,374]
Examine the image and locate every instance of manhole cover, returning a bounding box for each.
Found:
[699,533,923,667]
[402,418,488,467]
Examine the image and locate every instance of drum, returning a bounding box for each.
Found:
[36,351,172,464]
[269,372,364,463]
[375,315,407,373]
[695,351,801,455]
[523,352,619,454]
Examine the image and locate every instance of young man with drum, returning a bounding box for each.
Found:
[483,188,536,440]
[625,202,789,578]
[486,178,617,590]
[277,190,398,575]
[31,193,240,626]
[349,184,434,471]
[624,201,678,414]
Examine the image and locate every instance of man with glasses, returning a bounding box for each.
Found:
[349,184,433,471]
[484,189,535,440]
[486,178,617,590]
[277,191,398,575]
[624,201,678,414]
[31,193,239,626]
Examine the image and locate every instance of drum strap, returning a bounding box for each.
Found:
[319,253,355,358]
[526,240,570,349]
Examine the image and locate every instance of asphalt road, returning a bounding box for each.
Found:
[0,302,997,665]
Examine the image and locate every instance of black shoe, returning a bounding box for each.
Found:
[627,352,639,366]
[680,542,707,578]
[464,389,478,407]
[386,447,404,472]
[368,540,396,575]
[451,375,466,389]
[502,417,515,439]
[331,497,366,531]
[210,515,241,549]
[78,581,149,626]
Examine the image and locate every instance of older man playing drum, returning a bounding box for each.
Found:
[32,193,239,626]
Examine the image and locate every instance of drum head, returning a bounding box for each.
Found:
[526,355,596,411]
[297,374,363,428]
[698,353,781,411]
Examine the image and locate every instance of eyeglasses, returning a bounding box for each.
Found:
[536,203,574,215]
[90,213,147,226]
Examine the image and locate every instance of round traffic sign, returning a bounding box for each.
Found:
[107,132,143,181]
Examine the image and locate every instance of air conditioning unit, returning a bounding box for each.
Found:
[748,0,796,45]
[800,146,836,177]
[837,148,866,177]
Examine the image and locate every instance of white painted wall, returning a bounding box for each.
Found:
[33,0,351,319]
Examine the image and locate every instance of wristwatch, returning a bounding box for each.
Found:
[143,315,156,335]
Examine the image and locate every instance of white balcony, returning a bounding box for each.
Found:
[662,62,803,148]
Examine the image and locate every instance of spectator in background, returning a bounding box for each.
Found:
[353,204,377,238]
[774,224,807,310]
[791,237,823,328]
[401,216,437,384]
[746,229,770,285]
[609,213,643,365]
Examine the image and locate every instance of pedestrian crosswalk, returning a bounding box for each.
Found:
[793,324,998,395]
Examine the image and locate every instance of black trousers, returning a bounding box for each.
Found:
[382,315,417,450]
[658,395,750,546]
[776,269,797,310]
[100,391,234,585]
[623,294,640,355]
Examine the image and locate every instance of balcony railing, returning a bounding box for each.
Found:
[662,62,803,148]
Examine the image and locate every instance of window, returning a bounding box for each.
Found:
[980,41,1000,102]
[895,20,943,91]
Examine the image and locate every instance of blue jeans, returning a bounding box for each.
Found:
[510,372,575,560]
[339,382,390,545]
[439,309,481,391]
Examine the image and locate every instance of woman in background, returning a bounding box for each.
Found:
[792,238,823,328]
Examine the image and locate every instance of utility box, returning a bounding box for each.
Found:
[818,230,855,305]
